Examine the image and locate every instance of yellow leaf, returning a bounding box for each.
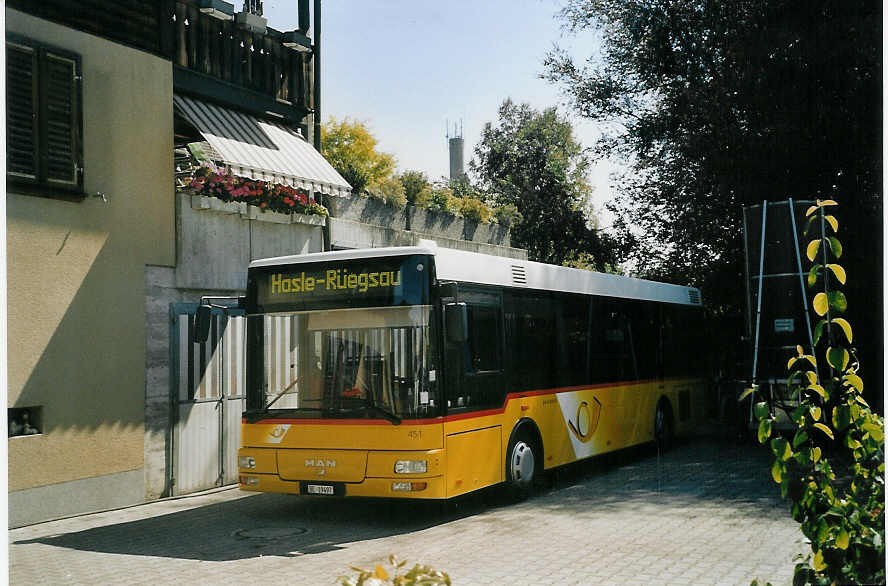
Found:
[813,423,834,440]
[796,345,804,356]
[813,550,827,571]
[806,205,819,217]
[786,356,797,370]
[807,384,826,399]
[813,292,828,316]
[771,459,783,483]
[832,317,853,343]
[807,239,821,261]
[738,387,756,402]
[810,406,821,421]
[827,264,847,284]
[805,371,818,385]
[374,565,390,580]
[825,215,838,232]
[844,373,864,393]
[836,529,850,550]
[827,347,850,371]
[820,199,838,207]
[812,446,821,462]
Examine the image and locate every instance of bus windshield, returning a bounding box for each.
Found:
[245,254,439,421]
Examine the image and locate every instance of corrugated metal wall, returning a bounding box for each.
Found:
[170,304,246,495]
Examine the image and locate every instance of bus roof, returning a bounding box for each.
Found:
[249,244,702,307]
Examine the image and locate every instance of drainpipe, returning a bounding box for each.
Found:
[313,0,321,153]
[311,0,331,251]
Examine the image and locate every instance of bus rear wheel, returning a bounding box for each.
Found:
[505,430,537,499]
[654,400,673,452]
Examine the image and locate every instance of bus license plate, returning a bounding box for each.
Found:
[306,484,334,495]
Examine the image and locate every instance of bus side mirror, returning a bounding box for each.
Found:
[193,296,246,344]
[195,305,213,344]
[445,302,468,343]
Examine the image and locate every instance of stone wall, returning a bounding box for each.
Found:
[327,195,513,248]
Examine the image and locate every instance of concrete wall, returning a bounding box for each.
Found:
[327,195,523,258]
[143,194,327,498]
[327,195,514,249]
[6,9,175,527]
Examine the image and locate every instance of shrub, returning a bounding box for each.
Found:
[493,203,522,226]
[746,200,884,586]
[399,170,430,204]
[338,161,370,196]
[367,176,407,209]
[456,196,493,224]
[426,187,458,214]
[413,186,434,208]
[339,555,450,586]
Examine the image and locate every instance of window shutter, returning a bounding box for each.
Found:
[42,50,81,188]
[6,42,38,181]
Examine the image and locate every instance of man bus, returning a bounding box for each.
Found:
[222,241,705,499]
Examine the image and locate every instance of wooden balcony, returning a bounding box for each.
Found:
[161,0,313,123]
[8,0,314,124]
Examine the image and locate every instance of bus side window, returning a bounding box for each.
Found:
[512,293,556,391]
[589,299,638,383]
[465,304,502,373]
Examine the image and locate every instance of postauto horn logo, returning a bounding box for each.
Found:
[566,397,602,443]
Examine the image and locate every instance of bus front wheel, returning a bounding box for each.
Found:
[505,430,538,499]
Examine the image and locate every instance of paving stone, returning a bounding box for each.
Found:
[10,439,804,585]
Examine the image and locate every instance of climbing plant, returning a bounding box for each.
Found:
[744,200,884,585]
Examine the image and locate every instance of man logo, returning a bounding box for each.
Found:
[304,459,336,468]
[567,397,602,443]
[305,459,336,477]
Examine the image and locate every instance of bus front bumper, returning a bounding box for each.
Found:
[237,474,446,499]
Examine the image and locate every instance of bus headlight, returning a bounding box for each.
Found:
[394,460,427,474]
[239,456,256,469]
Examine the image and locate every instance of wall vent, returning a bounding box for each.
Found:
[688,289,701,305]
[511,265,527,286]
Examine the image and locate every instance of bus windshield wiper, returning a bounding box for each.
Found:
[265,378,299,410]
[365,400,401,425]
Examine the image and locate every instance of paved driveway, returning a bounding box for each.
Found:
[10,439,804,585]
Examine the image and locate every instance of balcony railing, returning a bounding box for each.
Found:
[9,0,313,121]
[160,0,311,114]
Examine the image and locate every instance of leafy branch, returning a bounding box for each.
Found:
[745,200,884,586]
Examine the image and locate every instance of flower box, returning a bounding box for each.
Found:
[292,212,326,227]
[191,195,246,215]
[243,205,292,224]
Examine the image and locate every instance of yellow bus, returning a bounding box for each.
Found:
[231,241,706,499]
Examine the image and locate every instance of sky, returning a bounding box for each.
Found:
[261,0,618,221]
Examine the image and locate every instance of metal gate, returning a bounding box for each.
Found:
[170,303,246,495]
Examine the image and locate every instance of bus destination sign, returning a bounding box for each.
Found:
[250,255,430,311]
[269,267,402,296]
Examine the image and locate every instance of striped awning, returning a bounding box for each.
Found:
[174,95,351,197]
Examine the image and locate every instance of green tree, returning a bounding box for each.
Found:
[472,99,617,268]
[321,117,396,194]
[399,170,430,205]
[544,1,882,395]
